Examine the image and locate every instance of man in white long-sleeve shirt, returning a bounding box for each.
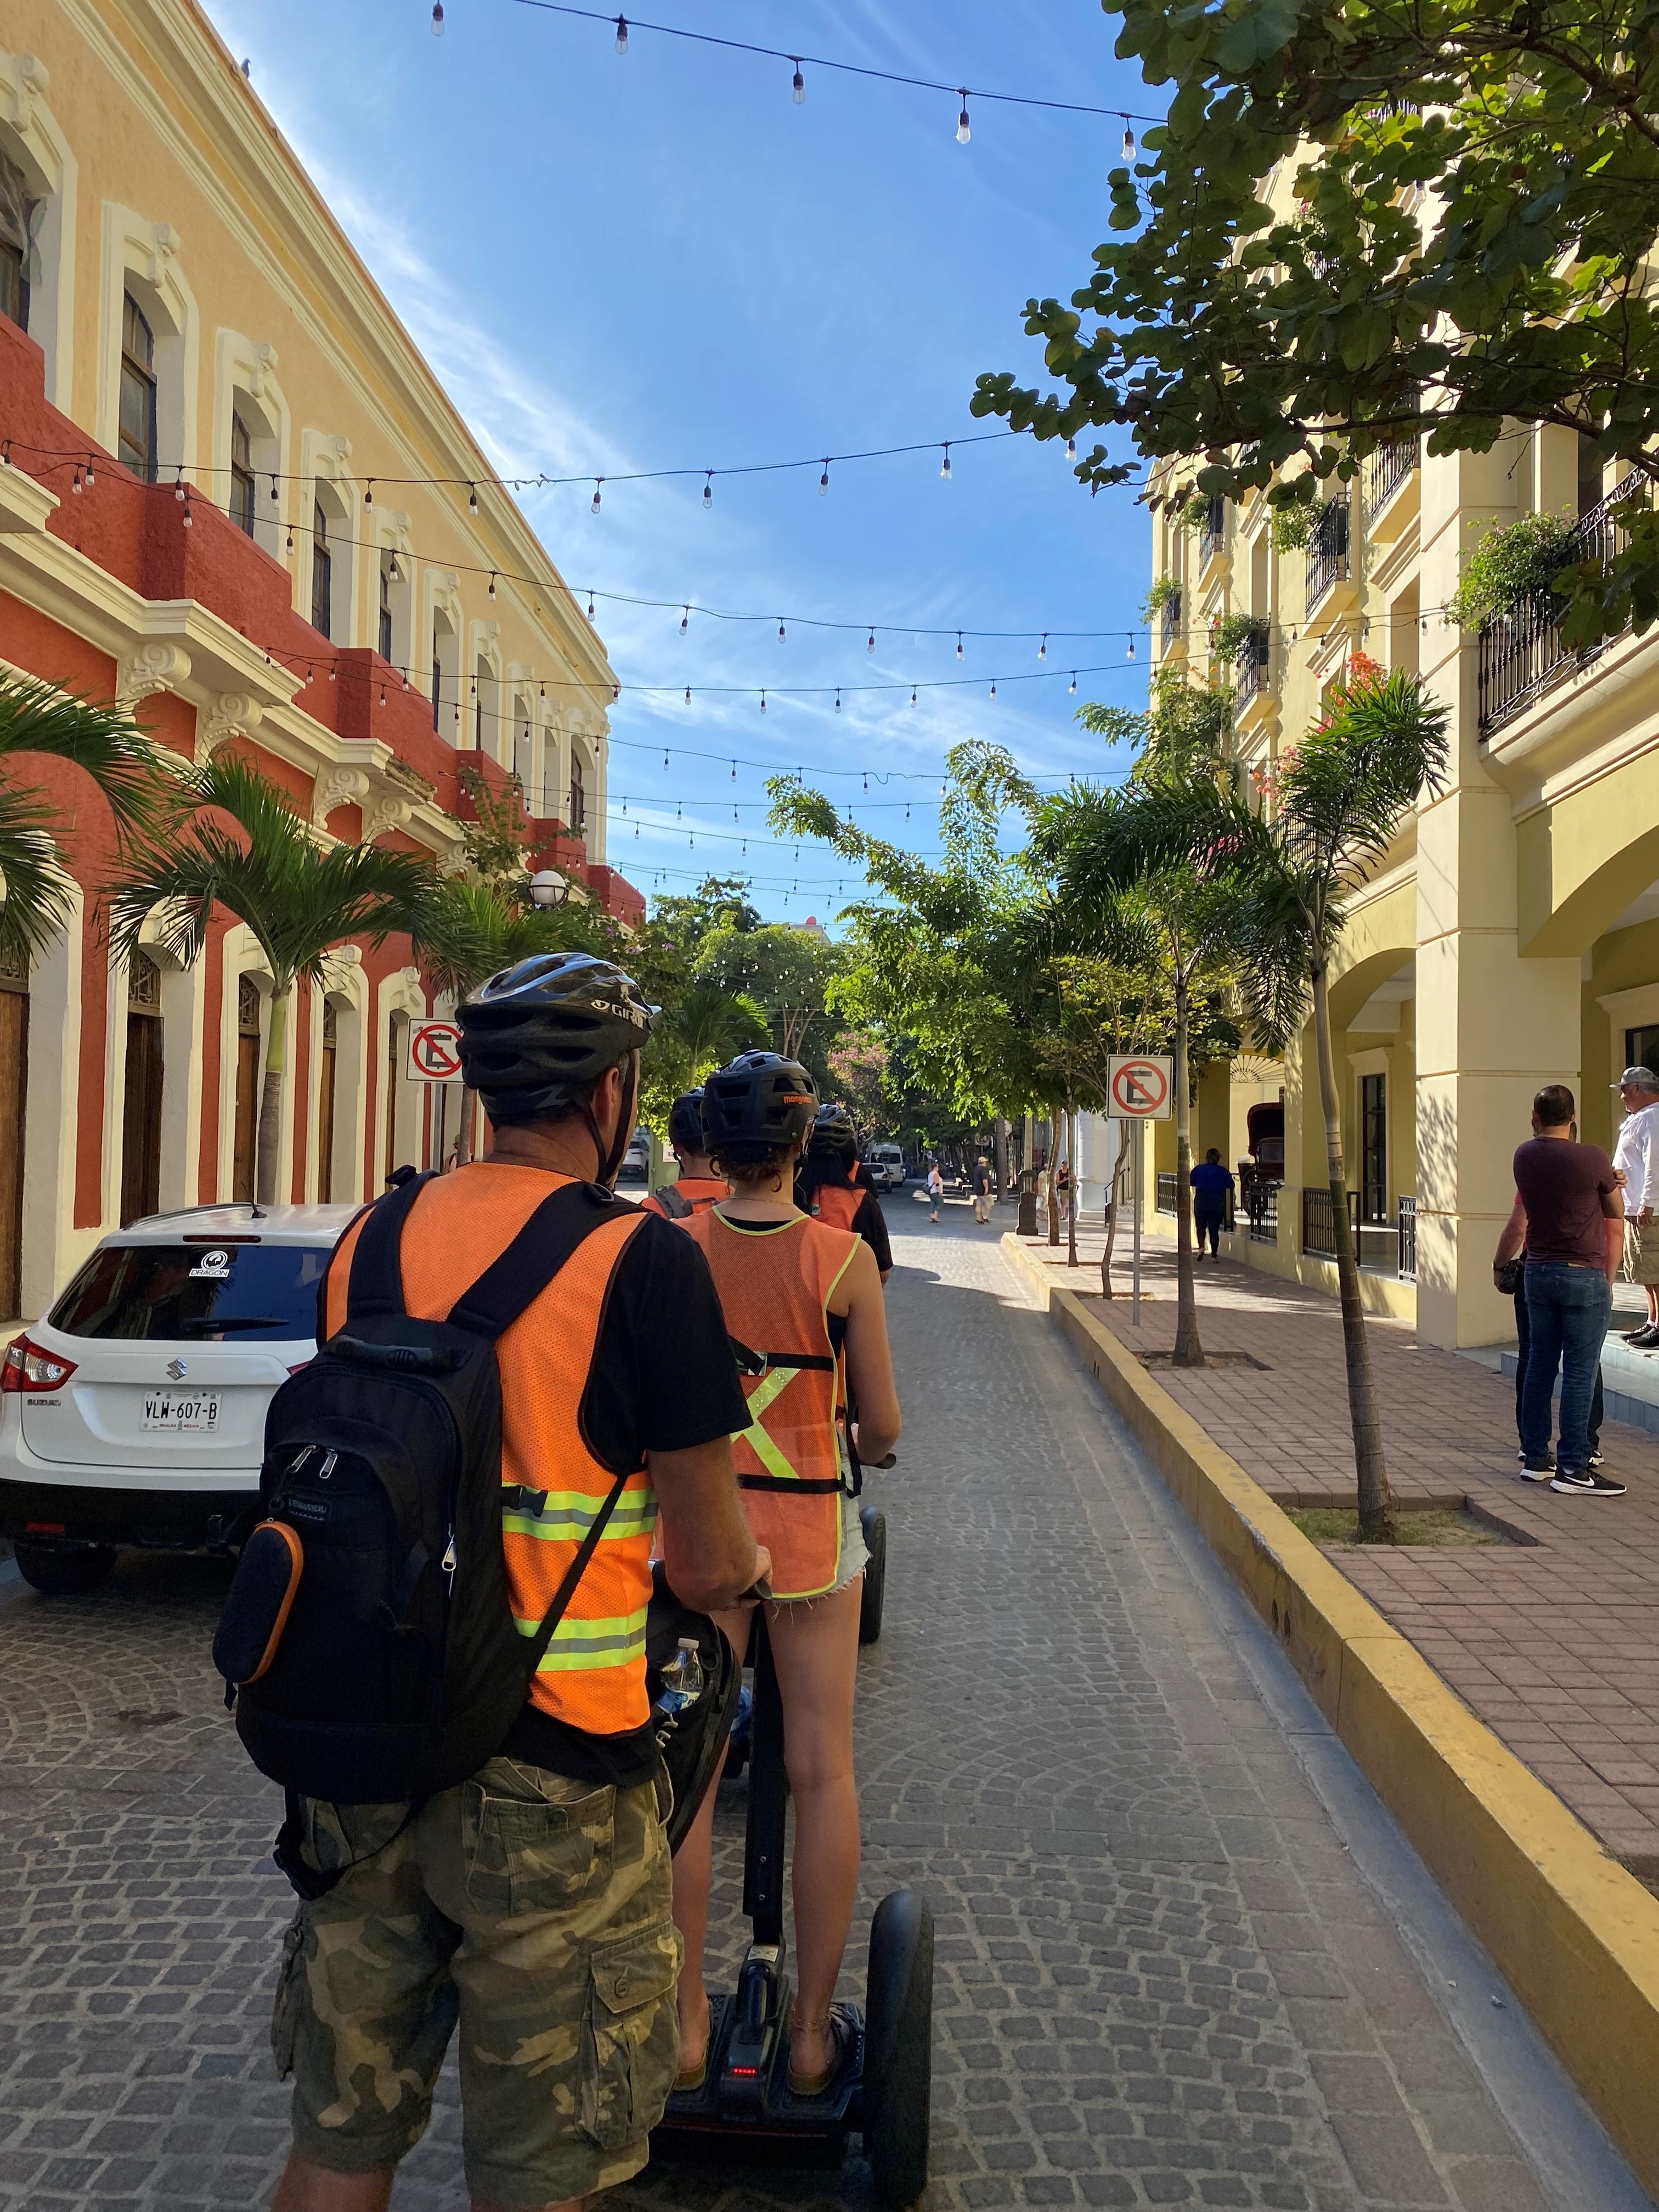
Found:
[1613,1066,1659,1346]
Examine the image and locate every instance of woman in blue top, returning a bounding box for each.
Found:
[1190,1148,1235,1258]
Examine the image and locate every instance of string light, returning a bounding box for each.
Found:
[1070,673,1077,693]
[1065,436,1076,461]
[431,1,443,31]
[910,687,917,707]
[468,484,478,512]
[591,480,603,514]
[70,464,82,495]
[587,590,596,619]
[989,680,997,699]
[83,458,94,488]
[364,481,374,507]
[684,686,691,704]
[819,460,830,495]
[181,490,193,528]
[760,690,767,713]
[1039,634,1047,659]
[488,572,497,600]
[956,633,964,659]
[867,629,876,653]
[614,13,628,53]
[1122,119,1136,161]
[940,444,952,481]
[777,622,786,642]
[174,467,185,502]
[680,605,690,636]
[956,91,972,143]
[792,59,805,103]
[1127,637,1135,658]
[834,689,842,713]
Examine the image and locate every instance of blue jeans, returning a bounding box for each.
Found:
[1520,1262,1611,1472]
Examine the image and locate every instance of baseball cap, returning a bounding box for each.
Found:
[1615,1066,1659,1087]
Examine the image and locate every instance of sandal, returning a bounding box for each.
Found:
[674,1997,712,2094]
[787,2003,856,2098]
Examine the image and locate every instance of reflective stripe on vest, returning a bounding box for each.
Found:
[682,1210,859,1600]
[329,1166,656,1736]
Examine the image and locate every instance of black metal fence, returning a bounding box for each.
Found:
[1160,588,1183,656]
[1477,475,1646,735]
[1302,1185,1362,1257]
[1363,439,1418,520]
[1397,1194,1417,1282]
[1244,1179,1279,1243]
[1198,496,1226,571]
[1156,1171,1178,1216]
[1305,500,1350,616]
[1234,624,1271,712]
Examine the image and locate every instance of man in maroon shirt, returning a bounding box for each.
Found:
[1493,1085,1625,1495]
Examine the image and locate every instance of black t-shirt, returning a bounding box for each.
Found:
[504,1210,749,1788]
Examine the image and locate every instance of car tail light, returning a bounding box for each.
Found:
[1,1335,79,1392]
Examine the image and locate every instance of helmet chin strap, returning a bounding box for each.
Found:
[578,1054,640,1188]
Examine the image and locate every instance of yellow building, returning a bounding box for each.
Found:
[1144,408,1657,1349]
[0,1,633,1321]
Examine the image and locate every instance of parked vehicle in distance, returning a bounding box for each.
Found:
[862,1145,907,1192]
[0,1203,358,1595]
[616,1131,652,1188]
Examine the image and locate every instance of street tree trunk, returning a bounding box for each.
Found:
[1101,1140,1130,1298]
[992,1114,1010,1201]
[254,986,288,1208]
[1047,1115,1061,1246]
[1171,972,1205,1368]
[456,1082,480,1165]
[1312,961,1395,1541]
[1065,1103,1079,1268]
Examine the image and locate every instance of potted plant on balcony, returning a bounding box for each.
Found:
[1445,511,1580,630]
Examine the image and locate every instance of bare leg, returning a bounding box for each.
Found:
[271,2156,394,2211]
[766,1579,863,2084]
[669,1604,752,2079]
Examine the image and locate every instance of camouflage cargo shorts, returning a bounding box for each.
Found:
[270,1758,680,2208]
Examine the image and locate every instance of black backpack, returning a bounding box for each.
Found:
[213,1171,636,1813]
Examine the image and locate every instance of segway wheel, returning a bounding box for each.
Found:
[862,1889,934,2208]
[859,1506,887,1646]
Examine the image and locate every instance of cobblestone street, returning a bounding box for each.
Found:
[0,1204,1646,2211]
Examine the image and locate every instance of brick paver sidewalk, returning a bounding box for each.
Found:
[1009,1217,1659,1878]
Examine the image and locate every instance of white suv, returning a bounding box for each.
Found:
[0,1202,358,1596]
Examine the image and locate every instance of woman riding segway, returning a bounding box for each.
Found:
[797,1101,893,1283]
[672,1050,901,2098]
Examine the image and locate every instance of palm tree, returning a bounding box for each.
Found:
[654,981,768,1082]
[1088,663,1449,1537]
[409,876,619,1163]
[110,754,437,1204]
[0,670,167,966]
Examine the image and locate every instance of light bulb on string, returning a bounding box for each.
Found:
[703,472,714,508]
[663,748,669,769]
[819,460,830,495]
[777,620,786,642]
[760,690,768,713]
[285,526,295,552]
[684,686,691,704]
[487,573,496,601]
[792,60,805,103]
[940,444,952,481]
[834,689,842,713]
[910,687,917,707]
[468,484,478,513]
[181,491,193,528]
[730,760,737,780]
[1121,118,1136,161]
[867,629,876,654]
[1039,634,1048,660]
[956,633,964,659]
[270,473,279,505]
[1070,673,1077,694]
[83,459,94,488]
[956,91,972,143]
[990,680,997,700]
[71,465,82,495]
[591,481,603,515]
[680,605,690,636]
[364,481,374,507]
[431,1,443,32]
[586,591,596,620]
[614,14,628,53]
[174,467,185,503]
[1065,436,1076,461]
[1127,637,1135,658]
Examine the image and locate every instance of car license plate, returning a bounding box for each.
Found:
[141,1390,221,1432]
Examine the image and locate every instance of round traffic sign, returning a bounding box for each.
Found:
[409,1020,463,1081]
[1109,1059,1170,1116]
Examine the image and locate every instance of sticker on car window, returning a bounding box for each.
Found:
[190,1248,232,1279]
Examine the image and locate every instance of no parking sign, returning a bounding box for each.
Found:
[1108,1056,1173,1120]
[407,1021,464,1083]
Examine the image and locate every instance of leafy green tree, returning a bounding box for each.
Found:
[695,921,841,1064]
[1108,663,1451,1538]
[971,0,1659,640]
[651,876,763,950]
[0,671,167,965]
[111,754,435,1204]
[642,983,768,1131]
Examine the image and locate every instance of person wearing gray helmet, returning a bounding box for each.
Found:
[1612,1065,1659,1347]
[268,952,766,2212]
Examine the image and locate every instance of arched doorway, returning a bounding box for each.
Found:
[317,998,338,1203]
[120,952,164,1224]
[232,975,263,1202]
[0,950,28,1316]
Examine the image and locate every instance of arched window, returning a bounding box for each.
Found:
[568,753,586,840]
[119,292,156,481]
[0,148,34,334]
[311,500,332,636]
[229,410,256,537]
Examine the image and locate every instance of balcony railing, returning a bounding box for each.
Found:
[1305,500,1350,617]
[1160,587,1183,656]
[1156,1171,1178,1216]
[1233,624,1271,712]
[1363,438,1418,520]
[1477,475,1647,735]
[1244,1178,1279,1243]
[1198,496,1226,571]
[1397,1194,1417,1282]
[1302,1185,1361,1258]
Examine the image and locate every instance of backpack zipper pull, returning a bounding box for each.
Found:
[442,1533,457,1586]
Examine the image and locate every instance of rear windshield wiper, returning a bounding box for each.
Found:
[170,1316,295,1335]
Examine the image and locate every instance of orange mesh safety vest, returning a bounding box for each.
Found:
[327,1165,656,1735]
[642,1176,727,1221]
[806,1181,861,1234]
[682,1210,859,1600]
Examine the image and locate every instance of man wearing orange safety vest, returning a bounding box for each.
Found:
[795,1101,892,1282]
[268,953,766,2212]
[642,1088,727,1220]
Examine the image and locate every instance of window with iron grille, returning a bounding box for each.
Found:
[1361,1073,1387,1223]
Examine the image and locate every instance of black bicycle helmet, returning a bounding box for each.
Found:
[458,952,656,1125]
[668,1087,707,1154]
[702,1051,818,1153]
[808,1099,859,1167]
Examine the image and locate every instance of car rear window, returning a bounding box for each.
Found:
[48,1243,333,1343]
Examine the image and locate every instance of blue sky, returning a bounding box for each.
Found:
[205,0,1158,924]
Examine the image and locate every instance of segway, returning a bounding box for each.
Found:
[652,1608,934,2208]
[858,1504,887,1644]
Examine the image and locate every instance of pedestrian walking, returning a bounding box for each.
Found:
[1189,1147,1234,1259]
[1492,1083,1626,1496]
[1612,1065,1659,1346]
[926,1161,944,1223]
[970,1154,995,1224]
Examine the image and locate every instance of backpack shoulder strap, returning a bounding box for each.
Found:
[447,1180,634,1341]
[342,1171,437,1326]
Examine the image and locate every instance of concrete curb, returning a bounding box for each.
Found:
[1000,1230,1659,2199]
